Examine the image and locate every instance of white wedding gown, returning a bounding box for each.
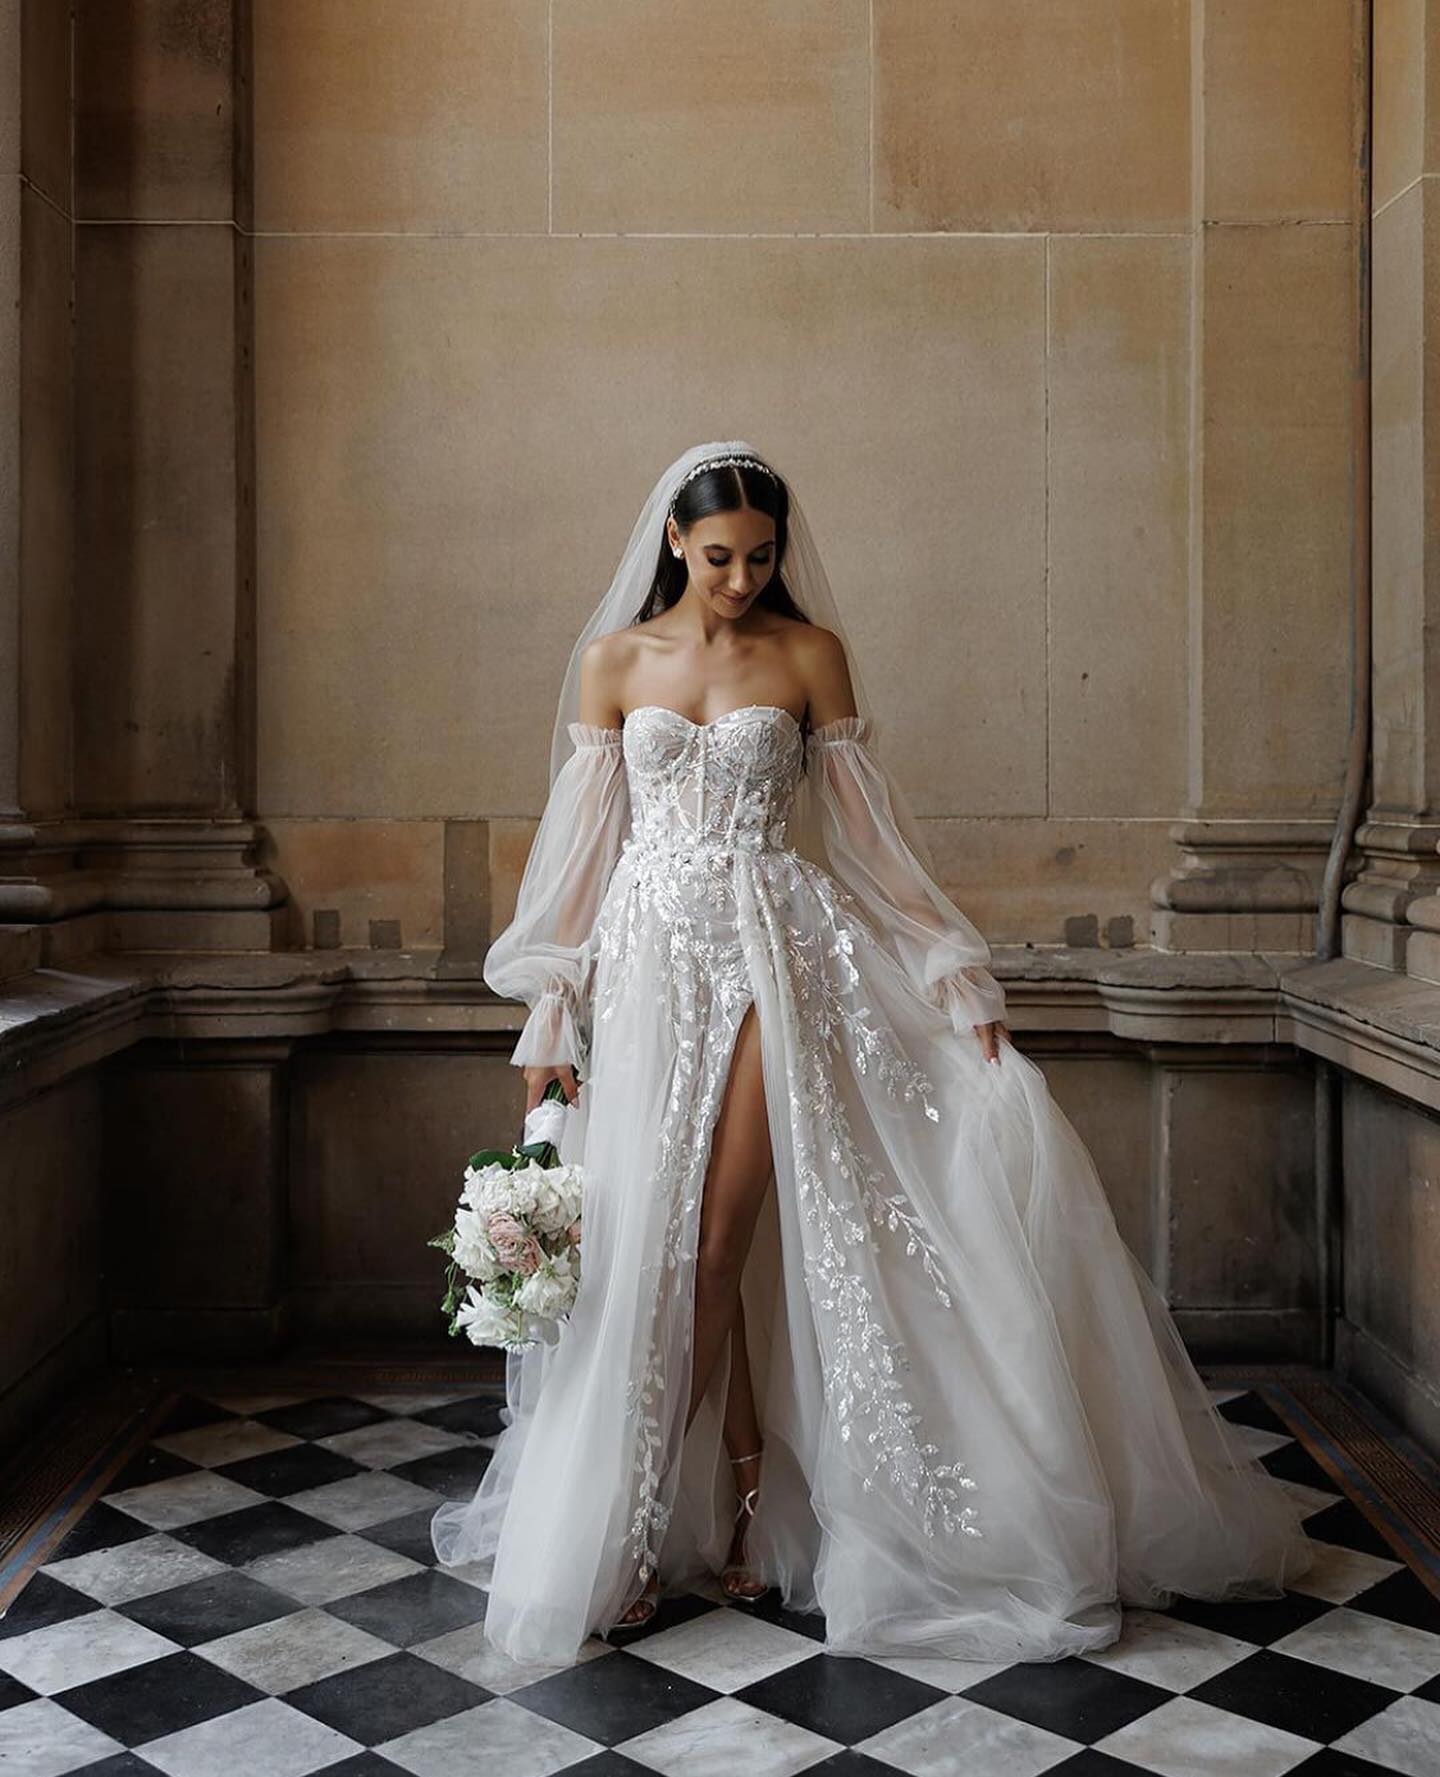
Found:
[430,702,1315,1667]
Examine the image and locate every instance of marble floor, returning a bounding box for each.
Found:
[3,1376,1440,1777]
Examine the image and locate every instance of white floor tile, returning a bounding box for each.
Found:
[0,1608,178,1696]
[243,1533,425,1606]
[411,1619,612,1692]
[378,1696,600,1777]
[617,1694,841,1777]
[103,1470,269,1530]
[151,1420,300,1469]
[41,1532,228,1605]
[316,1422,474,1470]
[1330,1691,1440,1776]
[193,1605,396,1694]
[855,1695,1079,1777]
[626,1606,817,1692]
[1288,1539,1406,1604]
[1093,1694,1320,1777]
[1272,1603,1440,1692]
[141,1696,361,1777]
[0,1697,124,1777]
[1080,1608,1256,1692]
[284,1470,442,1531]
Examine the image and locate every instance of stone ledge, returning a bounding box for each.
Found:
[2,944,1437,1112]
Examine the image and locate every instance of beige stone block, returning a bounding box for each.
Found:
[1373,0,1429,211]
[1371,177,1431,812]
[293,1049,521,1295]
[21,0,72,208]
[253,0,547,235]
[1037,1053,1155,1262]
[553,0,868,233]
[925,816,1175,945]
[874,0,1190,233]
[19,182,74,819]
[262,819,446,952]
[75,0,235,221]
[1048,235,1189,819]
[104,1063,284,1309]
[75,223,238,813]
[1342,1074,1440,1389]
[255,233,1045,819]
[1199,223,1355,816]
[1164,1063,1316,1311]
[0,1075,103,1393]
[1203,0,1358,223]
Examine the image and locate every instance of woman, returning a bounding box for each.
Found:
[430,440,1315,1667]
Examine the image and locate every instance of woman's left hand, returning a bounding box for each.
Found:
[976,1020,1010,1064]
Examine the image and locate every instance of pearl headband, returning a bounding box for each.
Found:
[667,452,778,519]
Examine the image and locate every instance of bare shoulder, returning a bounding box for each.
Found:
[577,630,631,727]
[788,622,856,722]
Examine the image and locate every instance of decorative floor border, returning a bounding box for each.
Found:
[3,1356,1437,1616]
[1209,1360,1440,1598]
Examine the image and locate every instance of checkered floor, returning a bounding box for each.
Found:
[3,1382,1439,1777]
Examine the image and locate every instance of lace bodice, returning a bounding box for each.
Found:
[620,703,802,858]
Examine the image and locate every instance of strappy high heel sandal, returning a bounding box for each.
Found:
[606,1565,659,1633]
[721,1447,768,1602]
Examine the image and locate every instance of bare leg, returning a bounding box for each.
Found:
[615,1000,774,1626]
[687,1000,774,1430]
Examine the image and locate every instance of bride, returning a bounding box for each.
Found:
[430,439,1315,1667]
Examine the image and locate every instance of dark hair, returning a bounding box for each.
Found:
[628,459,815,755]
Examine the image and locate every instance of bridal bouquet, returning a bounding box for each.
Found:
[429,1079,585,1353]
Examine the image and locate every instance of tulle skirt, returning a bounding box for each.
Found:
[431,841,1315,1667]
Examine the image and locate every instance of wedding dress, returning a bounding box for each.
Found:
[430,695,1316,1668]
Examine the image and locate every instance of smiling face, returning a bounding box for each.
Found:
[666,503,778,618]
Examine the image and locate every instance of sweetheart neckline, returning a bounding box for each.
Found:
[622,703,803,735]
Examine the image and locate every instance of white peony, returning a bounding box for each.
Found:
[452,1205,501,1281]
[454,1283,524,1349]
[515,1254,579,1320]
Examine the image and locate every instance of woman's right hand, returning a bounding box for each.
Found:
[522,1063,580,1113]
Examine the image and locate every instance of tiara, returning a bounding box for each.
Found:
[668,453,778,513]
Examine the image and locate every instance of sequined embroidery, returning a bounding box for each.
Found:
[585,705,983,1581]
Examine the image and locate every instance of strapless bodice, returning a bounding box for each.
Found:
[619,703,803,862]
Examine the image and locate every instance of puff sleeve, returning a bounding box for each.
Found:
[483,721,630,1071]
[807,715,1007,1033]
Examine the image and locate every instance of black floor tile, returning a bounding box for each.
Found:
[1187,1647,1399,1744]
[1217,1391,1294,1438]
[1159,1586,1332,1646]
[153,1396,239,1438]
[50,1501,157,1563]
[805,1753,928,1776]
[358,1508,442,1569]
[105,1445,199,1495]
[254,1399,394,1442]
[959,1654,1171,1746]
[309,1757,414,1777]
[558,1754,664,1777]
[0,1668,38,1710]
[56,1648,262,1746]
[1302,1500,1404,1563]
[324,1568,489,1648]
[1347,1565,1440,1635]
[735,1651,946,1744]
[409,1396,507,1440]
[169,1500,345,1566]
[69,1755,172,1777]
[1289,1749,1420,1776]
[116,1570,301,1648]
[0,1571,100,1640]
[743,1589,828,1642]
[1261,1441,1344,1493]
[386,1446,491,1502]
[511,1648,719,1746]
[1046,1754,1159,1777]
[596,1589,719,1648]
[285,1650,490,1745]
[213,1444,369,1499]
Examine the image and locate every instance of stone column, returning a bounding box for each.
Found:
[1352,0,1440,979]
[1152,2,1364,951]
[0,0,284,959]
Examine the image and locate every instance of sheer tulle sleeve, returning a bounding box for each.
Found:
[483,720,630,1071]
[807,715,1007,1032]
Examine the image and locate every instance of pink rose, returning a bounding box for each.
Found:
[565,1220,582,1247]
[487,1211,532,1269]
